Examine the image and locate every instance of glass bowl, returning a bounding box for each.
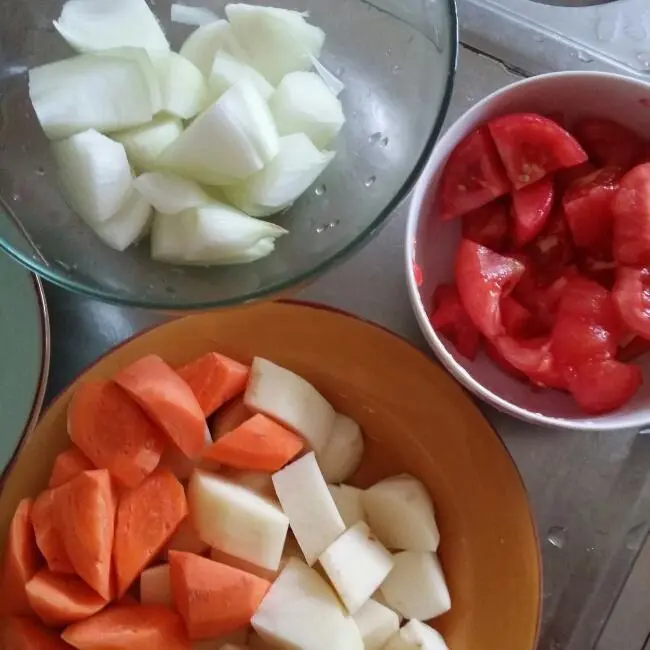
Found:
[0,0,457,310]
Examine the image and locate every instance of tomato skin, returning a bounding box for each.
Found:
[567,360,641,414]
[438,126,511,221]
[455,240,526,339]
[493,336,566,389]
[612,266,650,340]
[429,284,481,360]
[573,118,643,169]
[487,113,587,189]
[461,199,509,252]
[613,163,650,266]
[511,176,554,247]
[563,166,621,251]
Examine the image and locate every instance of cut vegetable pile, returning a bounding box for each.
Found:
[28,0,345,265]
[429,112,650,414]
[0,352,450,650]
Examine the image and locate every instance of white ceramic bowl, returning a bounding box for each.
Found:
[406,71,650,431]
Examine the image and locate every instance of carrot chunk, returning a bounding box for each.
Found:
[61,604,190,650]
[210,397,251,440]
[49,447,95,489]
[0,499,39,616]
[56,470,116,600]
[113,469,187,598]
[31,488,75,575]
[177,353,249,417]
[114,355,207,459]
[2,616,72,649]
[26,570,108,626]
[168,551,270,640]
[68,380,165,488]
[202,413,303,472]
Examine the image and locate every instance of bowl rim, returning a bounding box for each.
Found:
[405,70,650,432]
[0,1,459,311]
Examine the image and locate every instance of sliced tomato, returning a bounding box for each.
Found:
[612,266,650,340]
[567,360,642,414]
[555,161,597,196]
[494,336,566,389]
[525,208,576,284]
[429,284,481,360]
[511,176,554,247]
[501,295,532,337]
[573,118,643,169]
[487,113,587,189]
[455,240,526,339]
[461,199,509,251]
[618,335,650,361]
[562,166,621,252]
[577,250,616,289]
[484,340,527,381]
[613,163,650,266]
[438,126,510,220]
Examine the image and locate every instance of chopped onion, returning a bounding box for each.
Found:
[153,52,207,120]
[179,19,249,78]
[225,3,325,84]
[54,0,169,54]
[104,47,162,114]
[52,129,132,224]
[159,80,279,186]
[209,51,274,102]
[134,172,212,214]
[151,203,286,265]
[310,55,344,96]
[29,55,153,139]
[91,190,152,251]
[224,133,334,217]
[269,71,345,149]
[112,116,183,171]
[171,4,219,26]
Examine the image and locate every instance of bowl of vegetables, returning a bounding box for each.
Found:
[0,0,456,310]
[407,71,650,430]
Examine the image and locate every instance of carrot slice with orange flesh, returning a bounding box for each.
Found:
[49,447,95,489]
[56,470,116,600]
[177,353,249,417]
[114,355,207,459]
[68,380,165,488]
[168,551,270,640]
[26,570,108,626]
[61,604,190,650]
[2,616,73,649]
[31,488,75,575]
[202,414,303,471]
[113,468,187,598]
[0,499,39,616]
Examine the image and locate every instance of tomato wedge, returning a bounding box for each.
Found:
[461,199,509,251]
[563,166,621,252]
[524,208,575,284]
[613,266,650,339]
[437,126,511,220]
[573,118,643,169]
[501,296,532,337]
[619,335,650,362]
[493,336,566,389]
[487,113,587,189]
[511,176,554,247]
[484,340,527,381]
[613,163,650,266]
[555,161,597,196]
[429,284,481,360]
[576,250,617,289]
[455,240,526,339]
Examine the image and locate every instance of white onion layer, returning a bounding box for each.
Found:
[92,190,153,251]
[153,52,207,120]
[209,51,274,102]
[134,172,212,214]
[171,4,219,26]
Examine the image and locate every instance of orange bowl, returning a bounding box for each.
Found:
[0,301,540,649]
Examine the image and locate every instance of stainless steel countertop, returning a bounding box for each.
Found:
[41,45,650,650]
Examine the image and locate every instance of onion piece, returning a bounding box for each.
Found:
[269,71,345,149]
[112,116,183,171]
[29,55,153,139]
[224,133,334,217]
[52,129,133,224]
[209,51,274,102]
[179,19,249,78]
[134,172,212,214]
[153,52,207,120]
[159,80,279,186]
[225,3,325,84]
[53,0,169,54]
[310,55,344,96]
[91,190,152,251]
[171,4,219,26]
[151,203,287,265]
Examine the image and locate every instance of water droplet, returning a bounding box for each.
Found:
[315,220,339,234]
[576,50,593,63]
[547,526,567,549]
[596,14,620,42]
[368,132,382,145]
[392,64,401,74]
[335,66,345,77]
[351,110,360,119]
[637,51,650,70]
[364,175,376,188]
[380,136,389,147]
[625,20,647,42]
[625,522,647,551]
[35,167,45,176]
[11,193,20,202]
[386,47,392,56]
[314,184,326,196]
